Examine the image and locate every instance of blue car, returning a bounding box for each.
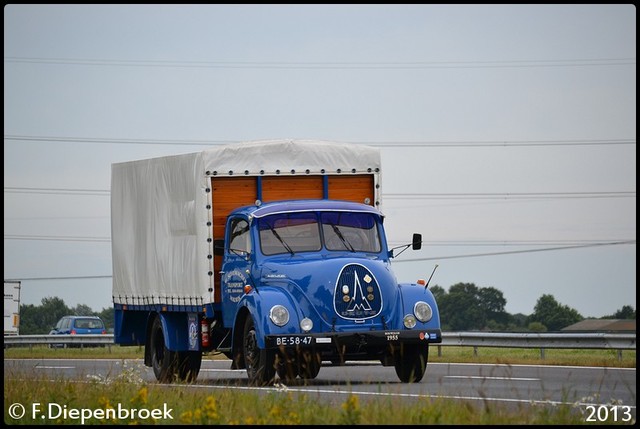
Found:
[49,316,107,348]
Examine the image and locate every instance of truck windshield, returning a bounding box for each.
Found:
[258,213,322,255]
[321,212,381,253]
[258,211,381,255]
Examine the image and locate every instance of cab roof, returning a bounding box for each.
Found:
[230,199,384,219]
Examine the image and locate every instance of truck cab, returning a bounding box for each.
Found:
[219,199,441,385]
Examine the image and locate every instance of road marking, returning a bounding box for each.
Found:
[200,369,245,372]
[35,366,75,369]
[182,383,636,410]
[444,375,539,381]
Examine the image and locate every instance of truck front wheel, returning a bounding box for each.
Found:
[243,317,276,386]
[298,350,321,380]
[276,350,299,381]
[394,343,428,383]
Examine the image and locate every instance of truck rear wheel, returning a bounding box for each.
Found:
[243,317,276,386]
[150,317,203,383]
[150,316,178,383]
[394,343,428,383]
[176,351,202,383]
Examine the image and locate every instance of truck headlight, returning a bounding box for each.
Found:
[403,314,417,329]
[269,305,290,327]
[414,301,433,323]
[300,317,313,332]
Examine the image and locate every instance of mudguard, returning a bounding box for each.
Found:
[234,286,302,349]
[153,311,201,351]
[396,282,442,334]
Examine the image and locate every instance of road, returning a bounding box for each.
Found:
[4,358,636,421]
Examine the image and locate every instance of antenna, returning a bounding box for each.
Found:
[424,264,439,290]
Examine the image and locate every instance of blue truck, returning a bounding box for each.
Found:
[111,139,441,385]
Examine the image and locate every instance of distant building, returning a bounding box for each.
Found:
[562,319,636,333]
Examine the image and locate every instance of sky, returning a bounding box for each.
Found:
[3,4,636,320]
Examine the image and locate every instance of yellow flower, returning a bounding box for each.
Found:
[98,395,113,410]
[131,386,148,405]
[180,410,194,424]
[203,396,219,420]
[342,394,359,412]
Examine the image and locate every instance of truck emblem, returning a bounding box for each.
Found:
[334,264,382,320]
[188,314,198,351]
[347,272,372,311]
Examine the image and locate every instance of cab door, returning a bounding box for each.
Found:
[220,215,253,327]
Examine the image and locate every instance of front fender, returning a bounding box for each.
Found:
[397,283,442,332]
[234,286,301,349]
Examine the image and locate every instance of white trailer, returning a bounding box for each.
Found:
[4,280,21,336]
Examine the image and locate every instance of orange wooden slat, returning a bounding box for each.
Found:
[262,176,324,202]
[328,175,375,205]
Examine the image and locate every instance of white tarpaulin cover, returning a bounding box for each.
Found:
[111,139,381,305]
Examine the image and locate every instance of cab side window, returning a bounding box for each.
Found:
[228,218,250,254]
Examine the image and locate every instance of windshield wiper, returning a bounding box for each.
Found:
[331,224,355,252]
[268,225,295,255]
[229,248,249,257]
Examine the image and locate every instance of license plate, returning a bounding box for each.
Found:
[275,336,313,346]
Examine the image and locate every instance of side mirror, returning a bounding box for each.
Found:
[213,239,225,256]
[412,233,422,250]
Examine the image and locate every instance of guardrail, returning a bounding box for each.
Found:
[437,331,636,361]
[3,332,636,360]
[3,334,114,350]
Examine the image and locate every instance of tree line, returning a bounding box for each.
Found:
[16,282,635,335]
[430,283,635,331]
[18,297,114,335]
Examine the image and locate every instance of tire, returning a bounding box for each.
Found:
[243,317,276,386]
[276,350,299,381]
[394,343,428,383]
[298,350,321,380]
[176,351,202,383]
[150,316,178,383]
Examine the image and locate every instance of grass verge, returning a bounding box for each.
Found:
[4,344,636,368]
[4,368,624,425]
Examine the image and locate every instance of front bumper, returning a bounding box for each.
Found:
[265,329,442,350]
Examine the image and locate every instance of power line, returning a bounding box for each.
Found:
[388,239,636,247]
[4,134,235,146]
[4,235,111,242]
[3,134,636,147]
[4,215,109,221]
[384,191,636,200]
[392,240,636,263]
[4,275,112,282]
[4,56,635,69]
[5,235,635,249]
[4,187,109,196]
[353,140,637,148]
[4,186,636,200]
[4,240,635,281]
